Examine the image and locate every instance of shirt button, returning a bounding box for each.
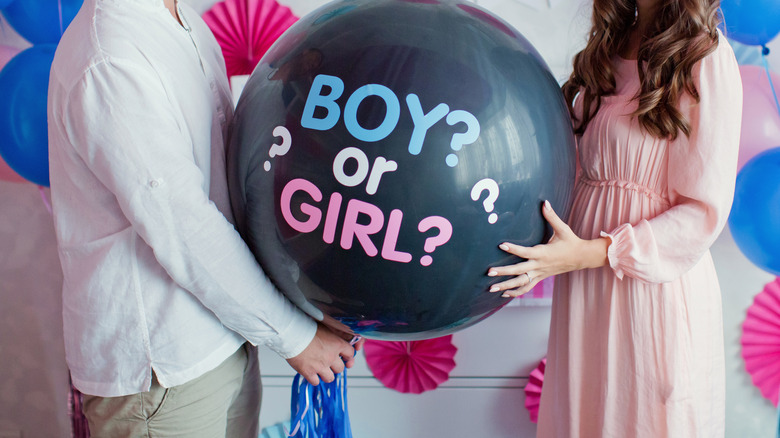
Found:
[149,180,159,188]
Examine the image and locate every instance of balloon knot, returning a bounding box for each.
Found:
[762,46,771,56]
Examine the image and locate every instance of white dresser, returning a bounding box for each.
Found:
[257,304,551,438]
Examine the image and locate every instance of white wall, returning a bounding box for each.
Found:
[0,183,68,438]
[0,0,778,437]
[1,12,67,438]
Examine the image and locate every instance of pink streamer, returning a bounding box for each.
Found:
[58,0,64,37]
[38,186,52,215]
[520,276,554,300]
[68,378,90,438]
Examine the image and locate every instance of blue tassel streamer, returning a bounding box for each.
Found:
[288,368,353,438]
[261,421,291,438]
[776,387,780,438]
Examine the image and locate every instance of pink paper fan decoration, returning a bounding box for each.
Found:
[741,277,780,407]
[524,357,546,423]
[364,335,457,394]
[202,0,298,78]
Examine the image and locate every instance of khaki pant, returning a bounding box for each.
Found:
[82,344,261,438]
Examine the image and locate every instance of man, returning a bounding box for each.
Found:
[47,0,355,435]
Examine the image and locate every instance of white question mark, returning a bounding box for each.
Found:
[445,110,480,167]
[470,178,500,224]
[417,216,454,266]
[264,125,292,171]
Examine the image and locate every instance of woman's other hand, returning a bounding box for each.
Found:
[487,200,609,297]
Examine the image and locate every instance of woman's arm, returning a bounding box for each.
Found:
[487,201,609,297]
[488,35,742,297]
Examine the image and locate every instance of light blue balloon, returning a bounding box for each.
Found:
[0,45,56,187]
[1,0,83,44]
[721,0,780,46]
[728,147,780,275]
[729,38,764,66]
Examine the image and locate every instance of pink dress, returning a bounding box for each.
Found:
[536,36,742,438]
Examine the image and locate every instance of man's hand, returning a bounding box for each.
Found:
[286,323,356,385]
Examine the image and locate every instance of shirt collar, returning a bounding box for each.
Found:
[94,0,189,29]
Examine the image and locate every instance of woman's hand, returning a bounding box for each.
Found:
[487,200,610,297]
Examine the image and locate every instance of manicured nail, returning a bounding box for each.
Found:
[487,270,497,277]
[489,285,500,292]
[501,293,510,298]
[499,243,509,251]
[544,200,551,210]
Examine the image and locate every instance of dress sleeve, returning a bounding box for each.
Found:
[600,35,743,283]
[59,58,316,358]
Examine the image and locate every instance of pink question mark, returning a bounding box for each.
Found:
[417,216,453,266]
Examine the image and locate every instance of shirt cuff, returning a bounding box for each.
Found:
[600,227,627,280]
[264,310,317,359]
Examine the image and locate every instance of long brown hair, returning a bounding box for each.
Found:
[562,0,721,140]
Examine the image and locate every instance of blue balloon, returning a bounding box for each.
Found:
[721,0,780,46]
[0,0,16,11]
[1,0,83,44]
[0,45,56,187]
[728,147,780,275]
[729,38,764,66]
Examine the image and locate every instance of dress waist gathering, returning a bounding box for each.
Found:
[578,176,671,208]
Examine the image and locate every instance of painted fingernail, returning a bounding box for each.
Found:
[499,244,509,251]
[489,285,500,292]
[487,270,497,277]
[501,293,510,298]
[544,200,551,210]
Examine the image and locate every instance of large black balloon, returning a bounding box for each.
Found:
[228,0,575,340]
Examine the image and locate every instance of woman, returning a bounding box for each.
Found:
[488,0,742,436]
